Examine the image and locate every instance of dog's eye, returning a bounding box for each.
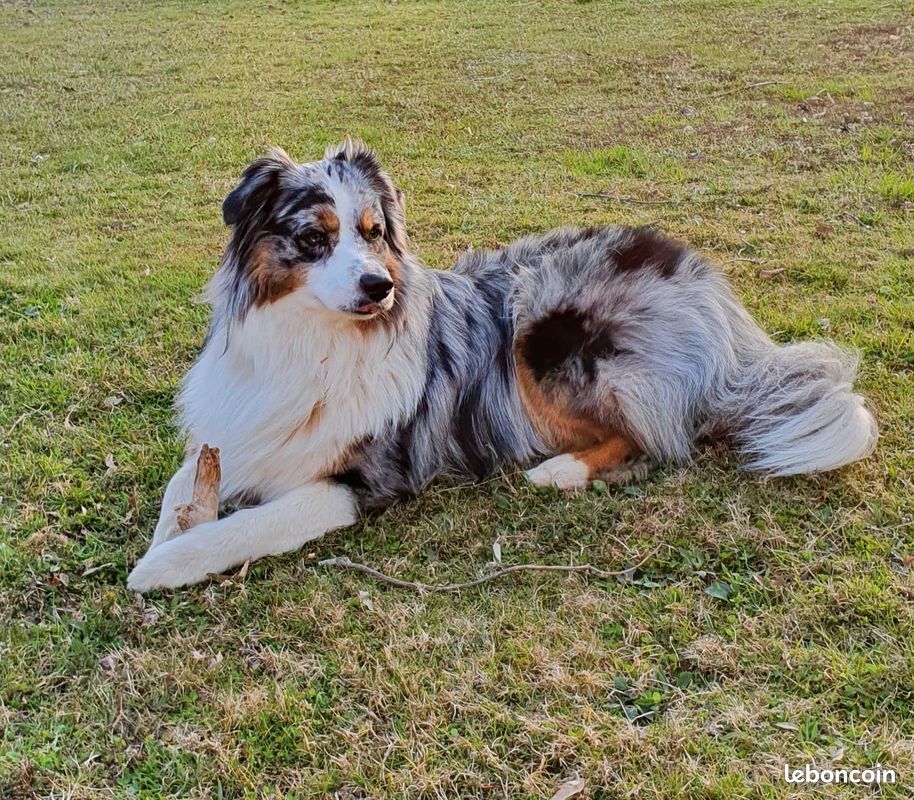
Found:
[367,224,383,242]
[300,230,327,248]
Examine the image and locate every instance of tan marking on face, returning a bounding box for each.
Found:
[249,239,304,307]
[313,206,340,236]
[358,208,380,240]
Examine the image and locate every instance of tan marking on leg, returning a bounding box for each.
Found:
[525,436,643,490]
[514,356,604,451]
[573,436,635,475]
[358,208,378,239]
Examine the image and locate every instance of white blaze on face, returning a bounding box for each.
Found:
[304,169,393,315]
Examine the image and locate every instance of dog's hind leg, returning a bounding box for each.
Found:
[525,435,647,490]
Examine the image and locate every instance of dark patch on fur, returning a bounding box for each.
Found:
[520,310,586,380]
[436,336,456,379]
[333,467,368,491]
[520,309,620,383]
[612,226,686,278]
[222,150,294,226]
[283,187,334,218]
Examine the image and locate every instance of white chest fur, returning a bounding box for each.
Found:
[178,298,428,502]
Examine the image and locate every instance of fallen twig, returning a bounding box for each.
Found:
[176,443,221,531]
[710,80,783,98]
[319,547,658,593]
[580,193,679,206]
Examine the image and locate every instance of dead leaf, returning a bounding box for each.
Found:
[142,607,161,627]
[358,590,374,611]
[492,540,502,564]
[49,572,69,588]
[759,267,786,279]
[98,654,117,673]
[104,453,116,475]
[815,224,835,237]
[550,778,585,800]
[102,395,122,409]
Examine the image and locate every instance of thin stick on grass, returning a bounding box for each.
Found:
[319,547,659,593]
[710,79,783,98]
[580,193,679,206]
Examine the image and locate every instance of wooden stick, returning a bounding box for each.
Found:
[710,79,783,98]
[175,444,221,532]
[319,547,658,593]
[580,193,679,206]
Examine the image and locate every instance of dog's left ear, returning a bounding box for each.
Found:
[222,148,295,227]
[329,138,409,256]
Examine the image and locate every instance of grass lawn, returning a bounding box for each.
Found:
[2,0,913,797]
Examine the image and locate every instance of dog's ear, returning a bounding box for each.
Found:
[379,180,408,257]
[222,148,295,227]
[329,138,409,256]
[383,185,408,256]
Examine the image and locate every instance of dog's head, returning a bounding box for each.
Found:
[218,139,409,322]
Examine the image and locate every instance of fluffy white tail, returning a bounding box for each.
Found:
[717,341,878,476]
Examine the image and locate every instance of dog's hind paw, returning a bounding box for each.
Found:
[525,454,590,490]
[598,453,652,485]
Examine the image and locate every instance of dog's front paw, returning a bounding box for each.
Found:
[127,538,212,592]
[525,454,590,490]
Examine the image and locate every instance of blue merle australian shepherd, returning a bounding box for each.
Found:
[127,140,878,591]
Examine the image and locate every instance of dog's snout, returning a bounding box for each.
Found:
[359,273,394,302]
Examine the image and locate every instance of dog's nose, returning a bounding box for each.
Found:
[359,273,394,302]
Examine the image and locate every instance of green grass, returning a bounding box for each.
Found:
[2,1,913,797]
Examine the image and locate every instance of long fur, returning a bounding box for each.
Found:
[127,141,877,590]
[712,340,877,475]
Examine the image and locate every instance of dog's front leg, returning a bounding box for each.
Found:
[149,455,199,549]
[127,480,357,592]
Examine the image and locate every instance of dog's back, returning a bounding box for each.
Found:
[497,224,877,477]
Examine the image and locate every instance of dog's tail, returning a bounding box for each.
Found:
[713,335,877,476]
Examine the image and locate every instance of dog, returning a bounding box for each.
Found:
[126,139,878,591]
